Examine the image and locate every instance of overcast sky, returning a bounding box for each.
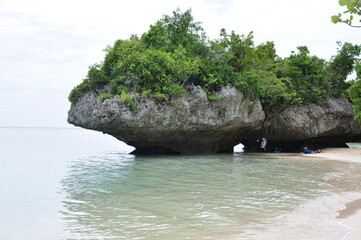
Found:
[0,0,360,127]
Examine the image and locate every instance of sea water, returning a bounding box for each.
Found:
[0,127,360,240]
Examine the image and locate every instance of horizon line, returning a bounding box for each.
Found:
[0,125,77,129]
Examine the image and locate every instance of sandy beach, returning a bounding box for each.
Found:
[305,148,361,164]
[338,199,361,240]
[283,148,361,240]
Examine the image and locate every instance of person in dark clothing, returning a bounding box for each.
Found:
[303,147,312,154]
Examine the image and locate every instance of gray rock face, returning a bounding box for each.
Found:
[68,84,361,153]
[255,97,361,151]
[68,85,265,154]
[269,97,361,140]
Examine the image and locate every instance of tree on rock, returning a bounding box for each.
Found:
[332,1,361,122]
[69,8,361,123]
[349,63,361,121]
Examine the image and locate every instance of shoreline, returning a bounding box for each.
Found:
[301,148,361,240]
[304,148,361,164]
[338,199,361,240]
[273,148,361,240]
[270,148,361,163]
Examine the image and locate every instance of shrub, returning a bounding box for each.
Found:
[99,93,113,101]
[68,81,91,104]
[68,9,361,121]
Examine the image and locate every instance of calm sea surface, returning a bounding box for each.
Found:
[0,127,361,240]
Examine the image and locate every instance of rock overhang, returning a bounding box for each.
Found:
[68,85,361,154]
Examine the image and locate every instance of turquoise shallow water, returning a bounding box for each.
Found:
[0,128,361,240]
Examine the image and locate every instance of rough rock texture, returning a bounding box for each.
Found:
[68,85,361,154]
[270,97,361,139]
[243,97,361,152]
[68,85,265,154]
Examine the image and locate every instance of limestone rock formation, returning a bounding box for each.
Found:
[68,85,361,154]
[270,97,361,139]
[242,97,361,151]
[273,97,361,148]
[68,85,265,154]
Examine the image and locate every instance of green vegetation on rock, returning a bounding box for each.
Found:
[350,62,361,121]
[69,8,361,119]
[332,0,361,122]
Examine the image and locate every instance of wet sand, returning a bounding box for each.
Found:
[338,199,361,240]
[276,148,361,240]
[305,148,361,164]
[272,148,361,163]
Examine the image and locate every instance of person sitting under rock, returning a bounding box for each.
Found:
[303,147,323,154]
[303,147,312,154]
[303,147,322,154]
[273,147,281,153]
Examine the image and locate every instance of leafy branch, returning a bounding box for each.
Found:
[332,0,361,28]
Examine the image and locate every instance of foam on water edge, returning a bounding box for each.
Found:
[234,192,361,240]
